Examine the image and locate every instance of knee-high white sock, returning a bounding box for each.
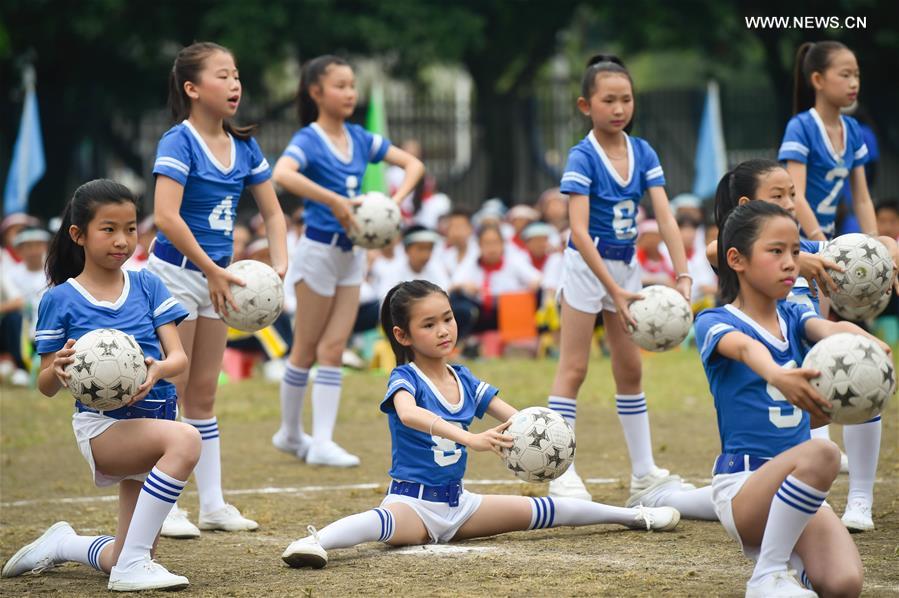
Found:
[809,424,830,441]
[311,367,343,445]
[646,485,717,520]
[279,364,309,441]
[57,534,115,571]
[751,475,827,582]
[843,416,881,506]
[183,417,226,514]
[547,396,576,431]
[316,508,395,550]
[528,496,645,529]
[116,468,187,569]
[615,393,655,477]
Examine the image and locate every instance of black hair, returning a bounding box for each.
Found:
[713,159,785,231]
[875,198,899,215]
[581,54,635,133]
[46,179,138,286]
[380,280,450,365]
[793,41,851,114]
[297,55,351,127]
[476,222,503,242]
[717,201,794,304]
[167,42,255,141]
[447,207,473,221]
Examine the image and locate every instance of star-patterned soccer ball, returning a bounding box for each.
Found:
[821,234,893,309]
[628,285,694,352]
[347,192,401,249]
[501,407,575,483]
[831,291,891,323]
[66,328,147,410]
[802,333,895,425]
[221,260,284,333]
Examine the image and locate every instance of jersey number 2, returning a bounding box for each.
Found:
[432,421,463,467]
[208,196,234,235]
[767,360,803,428]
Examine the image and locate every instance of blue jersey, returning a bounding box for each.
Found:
[560,132,665,245]
[380,363,498,485]
[778,109,870,239]
[34,269,189,400]
[153,121,272,260]
[695,303,821,458]
[787,239,825,313]
[281,123,391,233]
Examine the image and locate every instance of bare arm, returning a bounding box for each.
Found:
[803,316,891,355]
[272,156,358,233]
[382,145,425,204]
[248,181,288,277]
[650,187,691,300]
[37,340,75,397]
[785,161,826,241]
[849,166,877,235]
[485,397,518,422]
[154,176,222,274]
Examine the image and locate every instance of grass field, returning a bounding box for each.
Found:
[1,349,897,596]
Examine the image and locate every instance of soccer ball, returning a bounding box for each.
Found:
[629,285,693,352]
[821,234,893,308]
[802,333,895,425]
[66,328,147,410]
[347,192,401,249]
[831,291,891,323]
[501,407,575,483]
[221,260,284,333]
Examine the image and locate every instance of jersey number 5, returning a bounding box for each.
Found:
[208,196,234,235]
[432,421,463,467]
[767,360,803,428]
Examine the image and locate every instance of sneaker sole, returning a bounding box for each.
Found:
[198,522,259,532]
[108,579,189,592]
[2,521,70,578]
[305,459,360,468]
[653,509,681,532]
[159,529,201,539]
[282,551,327,569]
[842,519,874,533]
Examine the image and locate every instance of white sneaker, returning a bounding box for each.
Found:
[839,451,849,474]
[2,521,74,577]
[108,557,189,592]
[628,505,680,531]
[625,475,685,508]
[745,570,816,597]
[282,526,328,569]
[548,466,592,501]
[10,369,30,386]
[272,430,313,460]
[341,349,366,370]
[841,498,874,532]
[160,506,201,539]
[306,441,360,468]
[198,504,259,531]
[630,465,675,494]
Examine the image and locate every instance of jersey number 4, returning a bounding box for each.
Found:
[766,360,803,428]
[208,196,234,235]
[432,421,463,467]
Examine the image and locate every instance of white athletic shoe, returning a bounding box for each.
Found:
[745,570,816,597]
[628,505,680,531]
[282,526,328,569]
[272,430,314,460]
[2,521,74,577]
[548,466,592,501]
[108,557,189,592]
[625,475,685,508]
[306,441,360,468]
[841,498,874,532]
[198,504,259,531]
[160,506,201,539]
[630,465,675,494]
[839,451,849,474]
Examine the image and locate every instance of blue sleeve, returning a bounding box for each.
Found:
[695,309,738,365]
[641,142,665,188]
[153,128,192,185]
[559,148,593,196]
[456,366,499,419]
[380,366,417,413]
[281,130,310,172]
[141,271,188,329]
[780,301,821,342]
[847,119,871,168]
[245,137,272,186]
[356,125,391,164]
[799,240,823,254]
[34,289,68,354]
[778,117,810,164]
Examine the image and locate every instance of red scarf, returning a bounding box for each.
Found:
[530,252,548,271]
[636,247,675,281]
[480,257,504,311]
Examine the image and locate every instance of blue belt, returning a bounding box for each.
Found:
[713,453,770,475]
[305,226,353,252]
[568,236,635,262]
[76,399,178,421]
[389,480,463,507]
[153,243,231,273]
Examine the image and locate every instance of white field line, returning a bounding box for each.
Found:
[0,477,620,509]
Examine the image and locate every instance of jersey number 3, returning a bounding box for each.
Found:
[208,196,234,235]
[432,421,463,467]
[767,360,803,428]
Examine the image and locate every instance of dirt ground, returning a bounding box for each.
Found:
[1,351,897,596]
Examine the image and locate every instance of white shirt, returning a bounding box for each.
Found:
[452,252,541,299]
[375,256,450,300]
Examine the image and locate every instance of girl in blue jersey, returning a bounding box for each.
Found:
[546,55,693,501]
[779,41,876,242]
[150,42,288,537]
[695,201,889,597]
[279,280,679,568]
[271,56,424,468]
[2,180,196,592]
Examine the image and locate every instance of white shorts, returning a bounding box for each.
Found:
[558,247,641,314]
[286,235,365,297]
[72,412,149,487]
[711,471,756,558]
[380,489,483,544]
[147,254,217,320]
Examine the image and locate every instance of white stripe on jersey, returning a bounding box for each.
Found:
[779,141,809,157]
[799,310,817,321]
[854,144,868,161]
[34,332,65,341]
[153,297,179,318]
[701,322,735,356]
[35,328,64,336]
[387,378,416,396]
[285,145,308,168]
[369,134,384,160]
[561,171,591,186]
[645,166,664,181]
[250,158,270,176]
[154,157,190,176]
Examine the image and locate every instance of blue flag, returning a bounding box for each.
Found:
[4,67,46,215]
[692,80,726,200]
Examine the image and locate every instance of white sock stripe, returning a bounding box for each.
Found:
[615,393,646,400]
[283,366,309,386]
[775,489,822,515]
[547,396,577,406]
[784,475,828,501]
[143,476,183,503]
[530,497,552,529]
[147,469,186,492]
[615,397,647,404]
[87,535,114,570]
[384,510,394,541]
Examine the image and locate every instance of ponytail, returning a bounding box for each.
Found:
[296,55,350,127]
[380,280,448,365]
[792,40,850,114]
[581,53,635,133]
